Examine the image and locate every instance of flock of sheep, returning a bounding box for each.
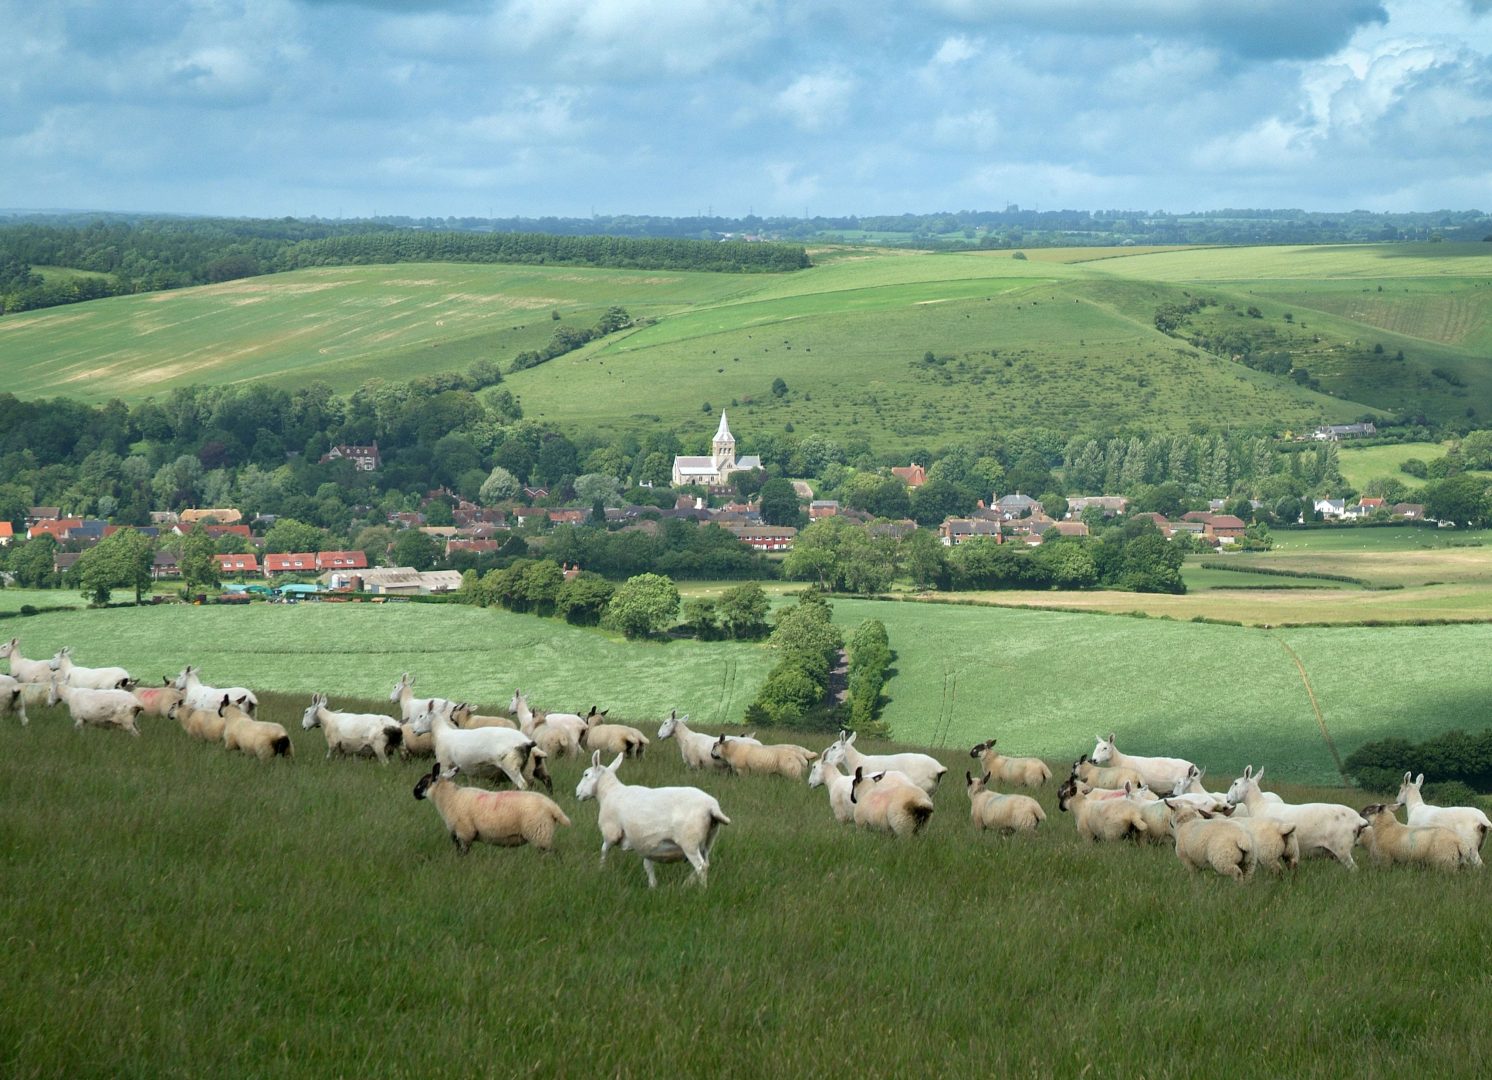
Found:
[6,634,1490,886]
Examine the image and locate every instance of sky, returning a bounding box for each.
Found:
[2,0,1490,219]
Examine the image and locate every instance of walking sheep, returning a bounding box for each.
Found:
[1,639,54,683]
[1165,802,1255,882]
[1057,778,1148,842]
[575,750,729,888]
[175,665,258,717]
[301,693,403,764]
[581,707,649,757]
[48,679,143,736]
[1359,804,1477,871]
[222,709,293,761]
[49,647,131,690]
[968,739,1051,787]
[412,701,536,790]
[965,772,1044,834]
[414,763,571,854]
[849,767,935,838]
[1090,733,1196,793]
[1395,772,1489,865]
[450,703,517,730]
[1225,766,1363,869]
[823,730,943,795]
[1071,754,1144,792]
[711,734,814,781]
[0,674,27,726]
[131,677,184,719]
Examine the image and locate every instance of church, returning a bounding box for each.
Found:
[671,411,762,487]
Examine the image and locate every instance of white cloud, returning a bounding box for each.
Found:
[774,72,856,131]
[931,35,979,66]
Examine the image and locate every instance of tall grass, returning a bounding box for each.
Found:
[3,692,1490,1078]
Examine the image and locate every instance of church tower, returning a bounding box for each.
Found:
[712,411,737,476]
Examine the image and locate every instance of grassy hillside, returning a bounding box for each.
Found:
[6,659,1492,1075]
[12,243,1492,445]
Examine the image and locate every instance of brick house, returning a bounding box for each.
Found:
[214,553,261,575]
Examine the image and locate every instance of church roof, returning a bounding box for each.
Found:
[714,411,733,442]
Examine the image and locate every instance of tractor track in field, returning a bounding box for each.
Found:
[1270,633,1346,779]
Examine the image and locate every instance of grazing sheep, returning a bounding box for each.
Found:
[581,706,649,757]
[849,767,935,838]
[1359,803,1477,871]
[1165,802,1254,882]
[412,701,536,790]
[1,638,54,683]
[0,674,28,725]
[174,665,258,717]
[47,679,143,736]
[710,734,814,781]
[414,763,571,854]
[222,709,293,761]
[1090,733,1197,794]
[49,647,130,690]
[575,750,729,888]
[1071,754,1144,792]
[301,693,403,764]
[449,703,517,730]
[822,730,943,795]
[968,739,1051,787]
[131,677,184,719]
[1225,766,1363,869]
[965,772,1044,834]
[1057,778,1148,842]
[1396,772,1489,866]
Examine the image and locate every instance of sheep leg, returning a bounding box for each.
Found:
[451,832,471,855]
[642,858,659,888]
[496,757,528,790]
[684,847,709,888]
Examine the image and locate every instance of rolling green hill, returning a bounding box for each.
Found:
[2,243,1489,446]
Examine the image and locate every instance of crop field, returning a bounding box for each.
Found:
[11,242,1492,446]
[7,683,1492,1076]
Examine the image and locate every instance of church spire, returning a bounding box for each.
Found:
[712,410,736,473]
[714,410,733,443]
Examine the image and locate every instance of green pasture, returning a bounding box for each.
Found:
[1337,441,1448,489]
[1,602,773,726]
[7,682,1492,1076]
[20,243,1492,445]
[0,588,85,614]
[831,597,1492,783]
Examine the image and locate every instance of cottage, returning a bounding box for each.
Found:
[938,517,1002,546]
[1203,515,1246,543]
[448,538,499,557]
[263,553,319,576]
[152,551,182,580]
[1065,496,1128,519]
[214,553,261,576]
[808,500,840,519]
[1313,498,1347,519]
[0,521,11,546]
[1391,502,1425,520]
[722,524,796,551]
[890,464,928,488]
[671,412,763,487]
[994,493,1043,520]
[179,507,243,526]
[320,441,381,471]
[316,551,368,571]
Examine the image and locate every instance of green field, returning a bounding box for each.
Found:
[7,655,1492,1074]
[8,242,1492,446]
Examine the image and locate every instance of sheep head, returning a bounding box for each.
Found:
[1090,734,1116,765]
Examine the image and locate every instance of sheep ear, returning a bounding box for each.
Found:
[590,750,601,768]
[1415,773,1424,787]
[1107,732,1115,743]
[1124,782,1133,793]
[854,767,864,780]
[1403,771,1412,784]
[1243,765,1253,779]
[965,771,973,785]
[608,753,624,772]
[1255,768,1265,782]
[601,710,609,718]
[982,772,991,786]
[429,763,440,781]
[1198,807,1214,819]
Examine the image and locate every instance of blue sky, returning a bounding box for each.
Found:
[3,0,1490,218]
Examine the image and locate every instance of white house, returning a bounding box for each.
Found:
[671,411,762,487]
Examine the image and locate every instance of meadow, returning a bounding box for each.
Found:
[9,242,1492,448]
[7,685,1492,1077]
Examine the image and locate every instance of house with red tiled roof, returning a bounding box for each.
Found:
[315,551,368,571]
[214,553,261,575]
[27,518,83,541]
[263,553,319,576]
[447,538,499,557]
[0,521,12,546]
[891,464,927,488]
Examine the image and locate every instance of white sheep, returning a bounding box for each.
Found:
[1395,772,1489,866]
[1165,802,1254,881]
[965,772,1044,834]
[509,689,588,747]
[389,672,455,725]
[1225,765,1363,869]
[48,678,143,736]
[49,647,131,690]
[1,638,54,683]
[1359,803,1477,871]
[581,706,649,757]
[809,758,916,824]
[0,673,27,725]
[412,701,536,790]
[1070,754,1144,792]
[575,750,730,888]
[16,681,55,714]
[1056,778,1148,842]
[222,709,293,761]
[1090,733,1196,793]
[131,677,184,719]
[822,730,944,795]
[710,734,814,780]
[174,665,258,717]
[968,739,1051,787]
[414,763,571,854]
[657,711,727,769]
[1170,764,1280,817]
[849,767,936,837]
[301,693,403,764]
